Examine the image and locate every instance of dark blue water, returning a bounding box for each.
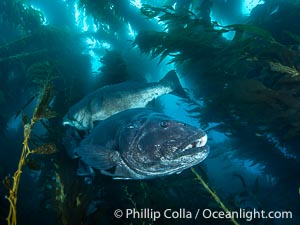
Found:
[0,0,299,225]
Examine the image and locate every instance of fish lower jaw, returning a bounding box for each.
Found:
[62,121,71,126]
[183,134,208,150]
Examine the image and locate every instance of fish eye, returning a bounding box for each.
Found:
[160,120,170,128]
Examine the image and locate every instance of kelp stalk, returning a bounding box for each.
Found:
[5,119,35,225]
[191,167,240,225]
[5,83,54,225]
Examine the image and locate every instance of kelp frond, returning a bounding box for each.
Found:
[78,0,127,34]
[0,0,44,35]
[4,82,55,225]
[224,24,276,43]
[136,4,280,65]
[191,167,240,225]
[26,61,61,85]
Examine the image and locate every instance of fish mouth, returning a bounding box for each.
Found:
[62,115,71,126]
[63,120,84,130]
[62,120,71,126]
[182,134,207,150]
[176,134,208,157]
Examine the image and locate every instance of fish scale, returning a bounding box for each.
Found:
[63,70,185,130]
[70,108,209,179]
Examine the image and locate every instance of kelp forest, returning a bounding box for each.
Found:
[0,0,299,225]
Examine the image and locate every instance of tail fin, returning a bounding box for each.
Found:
[159,70,187,98]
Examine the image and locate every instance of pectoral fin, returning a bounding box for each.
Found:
[74,144,120,170]
[77,160,95,176]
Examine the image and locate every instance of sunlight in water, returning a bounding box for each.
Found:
[27,4,48,25]
[128,22,135,37]
[84,37,111,74]
[85,37,111,50]
[74,2,98,32]
[130,0,142,9]
[82,14,89,31]
[85,37,97,48]
[74,3,80,27]
[242,0,265,15]
[172,2,177,10]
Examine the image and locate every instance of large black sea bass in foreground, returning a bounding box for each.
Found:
[71,108,209,179]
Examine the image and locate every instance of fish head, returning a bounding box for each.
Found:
[62,105,91,130]
[119,113,209,178]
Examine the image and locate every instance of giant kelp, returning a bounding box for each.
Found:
[134,4,300,143]
[0,1,48,139]
[4,82,56,225]
[97,50,130,86]
[0,0,46,49]
[26,61,61,85]
[78,0,127,29]
[203,79,300,140]
[77,0,132,46]
[134,5,228,64]
[0,24,91,126]
[1,1,299,224]
[250,0,300,45]
[77,0,196,51]
[0,5,93,224]
[191,167,240,225]
[0,26,82,66]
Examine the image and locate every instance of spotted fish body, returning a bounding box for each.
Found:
[73,108,209,179]
[63,70,184,130]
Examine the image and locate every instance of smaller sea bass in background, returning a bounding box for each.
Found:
[72,108,209,179]
[62,70,185,130]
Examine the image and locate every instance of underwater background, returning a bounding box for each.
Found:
[0,0,299,224]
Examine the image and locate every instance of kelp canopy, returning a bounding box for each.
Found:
[133,2,300,146]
